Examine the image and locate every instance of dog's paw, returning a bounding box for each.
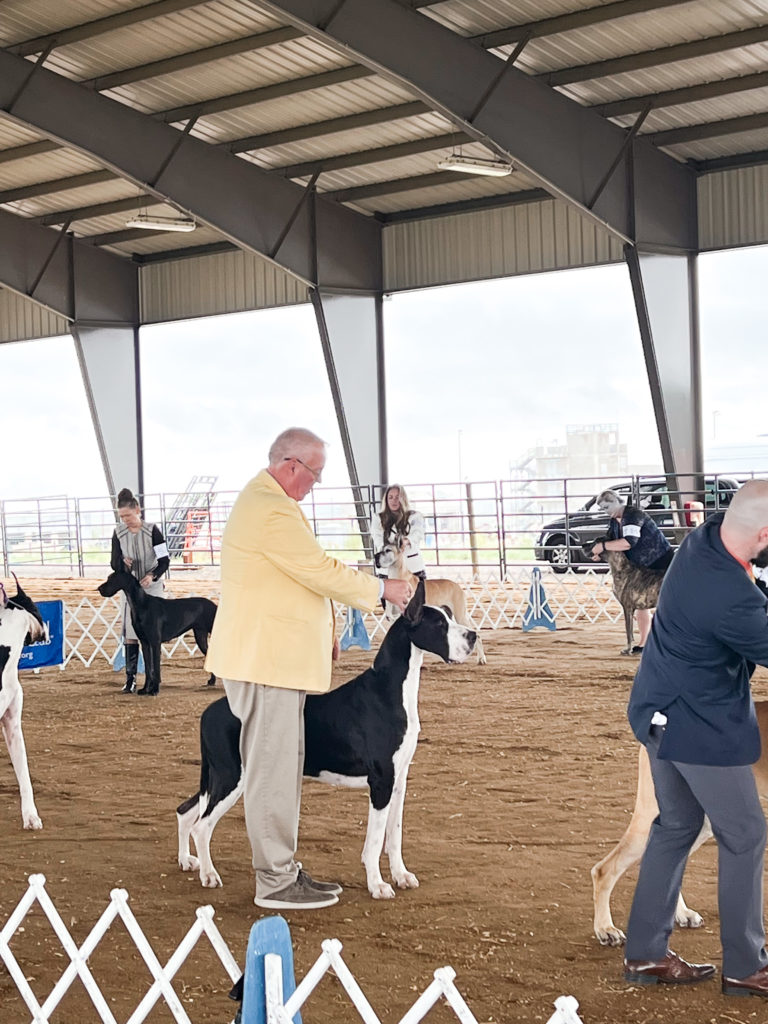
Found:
[477,653,488,665]
[200,869,222,888]
[393,870,419,890]
[594,921,626,946]
[23,813,42,831]
[179,854,200,872]
[675,907,703,929]
[370,882,396,900]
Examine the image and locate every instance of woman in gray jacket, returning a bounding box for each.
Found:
[110,487,169,693]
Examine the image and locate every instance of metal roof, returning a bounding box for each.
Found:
[2,0,768,325]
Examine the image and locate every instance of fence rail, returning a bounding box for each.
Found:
[1,472,754,580]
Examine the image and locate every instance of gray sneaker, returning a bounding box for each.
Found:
[297,867,343,896]
[254,874,339,910]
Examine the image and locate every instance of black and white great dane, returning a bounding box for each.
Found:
[177,580,476,899]
[0,577,46,829]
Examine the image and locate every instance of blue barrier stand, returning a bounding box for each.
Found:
[522,568,557,632]
[339,607,371,651]
[241,916,301,1024]
[20,601,65,669]
[113,640,146,675]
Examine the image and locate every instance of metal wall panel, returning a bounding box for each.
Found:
[139,248,308,323]
[698,166,768,251]
[0,287,69,343]
[382,198,623,291]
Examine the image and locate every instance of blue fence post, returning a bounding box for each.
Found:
[241,916,301,1024]
[522,567,557,632]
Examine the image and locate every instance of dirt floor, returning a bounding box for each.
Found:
[2,596,768,1023]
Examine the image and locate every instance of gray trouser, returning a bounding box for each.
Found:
[122,578,165,642]
[626,726,768,979]
[223,679,306,899]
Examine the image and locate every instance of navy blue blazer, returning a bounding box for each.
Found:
[628,512,768,766]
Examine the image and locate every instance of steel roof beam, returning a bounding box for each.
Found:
[24,130,468,227]
[0,48,382,291]
[275,133,470,178]
[159,65,372,123]
[646,111,768,146]
[86,26,304,91]
[323,170,481,203]
[594,70,768,119]
[228,100,429,153]
[0,99,430,169]
[470,0,696,50]
[0,207,138,323]
[544,25,768,88]
[7,0,211,57]
[693,149,768,173]
[377,187,551,223]
[256,0,697,250]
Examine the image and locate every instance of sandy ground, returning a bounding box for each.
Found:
[2,605,768,1024]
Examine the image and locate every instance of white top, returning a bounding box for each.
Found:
[371,509,426,575]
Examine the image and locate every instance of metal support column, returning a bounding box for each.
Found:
[625,244,704,499]
[72,322,144,499]
[309,288,386,557]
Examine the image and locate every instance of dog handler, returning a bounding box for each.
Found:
[111,487,169,694]
[589,488,674,652]
[205,428,413,910]
[622,479,768,996]
[371,484,427,581]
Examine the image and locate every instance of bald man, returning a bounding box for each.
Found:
[622,480,768,996]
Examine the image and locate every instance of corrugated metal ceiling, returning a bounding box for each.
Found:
[1,0,768,303]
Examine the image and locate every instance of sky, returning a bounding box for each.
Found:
[2,244,768,501]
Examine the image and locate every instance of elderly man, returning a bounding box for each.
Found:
[590,488,674,652]
[622,479,768,996]
[205,428,412,910]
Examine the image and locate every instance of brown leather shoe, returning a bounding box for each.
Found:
[624,950,716,986]
[722,963,768,997]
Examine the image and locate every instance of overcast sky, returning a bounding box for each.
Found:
[2,245,767,501]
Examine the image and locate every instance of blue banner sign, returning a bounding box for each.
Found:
[20,600,65,669]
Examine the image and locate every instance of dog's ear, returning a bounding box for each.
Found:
[403,578,425,625]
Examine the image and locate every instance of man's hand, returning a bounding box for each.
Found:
[140,574,153,587]
[383,579,413,613]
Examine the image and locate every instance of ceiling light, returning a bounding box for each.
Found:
[437,154,514,177]
[125,213,197,232]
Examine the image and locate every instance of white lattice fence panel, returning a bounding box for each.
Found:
[63,596,210,668]
[0,875,241,1024]
[59,570,622,669]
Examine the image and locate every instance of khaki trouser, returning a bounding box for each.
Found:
[223,678,306,899]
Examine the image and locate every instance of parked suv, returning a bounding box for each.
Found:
[534,476,741,572]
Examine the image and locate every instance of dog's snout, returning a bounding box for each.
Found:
[466,630,477,650]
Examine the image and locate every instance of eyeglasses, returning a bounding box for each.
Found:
[285,456,323,483]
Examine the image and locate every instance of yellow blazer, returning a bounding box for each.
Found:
[205,470,380,692]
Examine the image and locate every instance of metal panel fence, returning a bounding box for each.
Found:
[0,472,752,580]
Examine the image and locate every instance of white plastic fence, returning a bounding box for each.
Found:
[0,877,585,1024]
[263,940,584,1024]
[57,568,622,668]
[0,875,241,1024]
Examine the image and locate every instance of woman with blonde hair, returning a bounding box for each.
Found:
[371,484,427,580]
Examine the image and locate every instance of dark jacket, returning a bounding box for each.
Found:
[627,512,768,766]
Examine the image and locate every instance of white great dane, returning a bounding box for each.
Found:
[0,577,46,829]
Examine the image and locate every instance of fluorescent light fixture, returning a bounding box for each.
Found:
[125,213,197,232]
[437,154,514,177]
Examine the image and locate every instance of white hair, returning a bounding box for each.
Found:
[268,427,327,466]
[596,489,624,512]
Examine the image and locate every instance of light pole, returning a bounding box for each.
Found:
[457,429,463,482]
